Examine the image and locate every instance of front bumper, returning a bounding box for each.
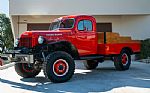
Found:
[1,50,34,64]
[0,50,34,70]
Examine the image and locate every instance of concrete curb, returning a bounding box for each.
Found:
[136,59,150,64]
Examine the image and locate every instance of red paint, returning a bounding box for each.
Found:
[53,59,68,76]
[122,54,128,64]
[98,43,140,55]
[0,58,3,66]
[19,15,140,56]
[22,63,34,72]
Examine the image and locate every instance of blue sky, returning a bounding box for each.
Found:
[0,0,9,16]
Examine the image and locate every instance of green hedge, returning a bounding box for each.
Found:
[139,38,150,59]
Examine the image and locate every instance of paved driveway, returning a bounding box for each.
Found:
[0,61,150,93]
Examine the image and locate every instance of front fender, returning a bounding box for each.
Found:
[34,41,79,60]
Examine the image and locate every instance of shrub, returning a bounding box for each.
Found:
[139,38,150,59]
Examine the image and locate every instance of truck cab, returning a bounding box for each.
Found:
[18,15,98,56]
[1,15,140,83]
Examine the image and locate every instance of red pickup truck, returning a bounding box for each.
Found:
[1,15,140,83]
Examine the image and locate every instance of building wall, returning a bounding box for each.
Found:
[10,16,19,38]
[121,15,150,40]
[95,15,150,40]
[10,0,150,40]
[11,15,62,38]
[10,0,150,15]
[11,15,150,40]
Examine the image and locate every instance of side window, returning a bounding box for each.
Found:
[78,20,84,31]
[77,20,93,31]
[60,19,74,28]
[84,20,92,31]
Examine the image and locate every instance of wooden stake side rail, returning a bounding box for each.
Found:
[98,32,141,44]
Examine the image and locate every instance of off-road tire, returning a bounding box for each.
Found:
[114,49,131,71]
[15,63,41,78]
[43,51,75,83]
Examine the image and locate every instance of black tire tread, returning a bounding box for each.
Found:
[15,63,41,78]
[114,49,131,71]
[43,51,75,83]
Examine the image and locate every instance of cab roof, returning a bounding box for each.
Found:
[57,15,94,20]
[52,15,95,22]
[61,15,93,18]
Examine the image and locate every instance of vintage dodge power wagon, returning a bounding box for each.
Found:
[0,15,140,83]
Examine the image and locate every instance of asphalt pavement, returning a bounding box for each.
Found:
[0,60,150,93]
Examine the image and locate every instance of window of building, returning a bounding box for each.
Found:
[78,20,93,31]
[27,23,50,31]
[96,23,112,32]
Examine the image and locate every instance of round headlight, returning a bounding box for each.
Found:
[38,36,44,44]
[14,38,19,47]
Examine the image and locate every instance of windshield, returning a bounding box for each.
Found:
[49,21,60,30]
[49,19,74,30]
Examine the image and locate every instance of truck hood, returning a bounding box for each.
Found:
[21,29,72,37]
[20,29,72,47]
[31,29,72,36]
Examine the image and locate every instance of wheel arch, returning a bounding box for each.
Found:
[121,47,133,55]
[47,41,79,59]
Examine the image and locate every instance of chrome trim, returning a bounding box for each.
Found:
[1,54,34,63]
[0,54,34,70]
[15,54,34,63]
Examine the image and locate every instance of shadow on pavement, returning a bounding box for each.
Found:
[0,65,150,93]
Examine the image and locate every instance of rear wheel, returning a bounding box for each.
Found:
[114,49,131,71]
[43,51,75,83]
[15,63,41,78]
[84,60,99,70]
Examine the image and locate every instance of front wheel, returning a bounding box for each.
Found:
[43,51,75,83]
[114,49,131,71]
[15,63,41,78]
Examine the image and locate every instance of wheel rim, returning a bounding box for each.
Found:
[53,59,69,77]
[121,53,128,65]
[22,63,34,72]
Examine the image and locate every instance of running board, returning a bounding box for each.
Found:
[80,55,104,60]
